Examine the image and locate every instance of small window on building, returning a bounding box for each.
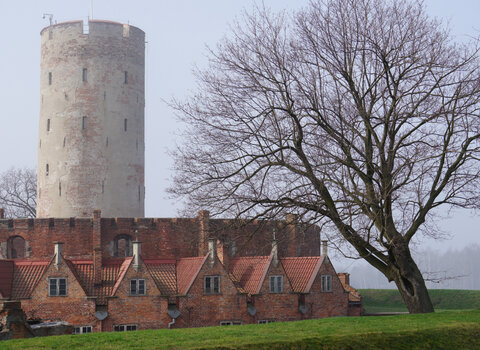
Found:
[59,181,61,197]
[82,116,87,130]
[220,321,241,326]
[321,275,332,292]
[82,68,87,82]
[124,71,128,84]
[114,235,133,257]
[138,185,141,201]
[102,180,105,194]
[124,118,127,132]
[270,275,283,293]
[46,164,49,176]
[204,275,220,294]
[48,72,52,85]
[48,30,53,40]
[114,324,137,332]
[39,140,42,148]
[49,277,67,296]
[63,137,66,147]
[7,236,25,259]
[47,118,51,131]
[258,320,275,324]
[74,326,92,334]
[106,137,109,147]
[130,279,146,295]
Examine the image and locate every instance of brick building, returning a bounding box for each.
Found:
[0,19,362,333]
[0,209,362,332]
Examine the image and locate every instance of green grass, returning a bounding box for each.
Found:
[3,310,480,349]
[359,289,480,313]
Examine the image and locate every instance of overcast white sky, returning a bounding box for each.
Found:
[1,1,479,253]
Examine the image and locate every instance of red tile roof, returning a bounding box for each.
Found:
[229,256,271,295]
[0,260,14,298]
[280,257,324,293]
[66,258,132,305]
[11,260,51,299]
[176,256,207,295]
[144,259,177,295]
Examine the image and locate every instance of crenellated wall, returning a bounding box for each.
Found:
[0,212,320,260]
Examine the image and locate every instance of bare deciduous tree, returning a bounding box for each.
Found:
[170,0,480,313]
[0,167,36,218]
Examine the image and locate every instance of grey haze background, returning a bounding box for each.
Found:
[0,0,479,287]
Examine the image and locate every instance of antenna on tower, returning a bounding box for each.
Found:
[43,14,54,26]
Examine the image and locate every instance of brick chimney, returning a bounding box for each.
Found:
[321,240,328,256]
[285,214,298,257]
[132,241,142,271]
[217,240,230,268]
[0,208,4,219]
[207,238,216,267]
[271,240,279,267]
[93,210,102,285]
[54,242,63,267]
[198,210,210,256]
[338,273,350,286]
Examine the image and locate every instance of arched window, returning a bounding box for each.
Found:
[7,236,26,259]
[114,234,132,257]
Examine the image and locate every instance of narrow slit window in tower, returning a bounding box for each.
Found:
[47,119,50,131]
[106,137,109,147]
[102,180,105,194]
[39,140,41,148]
[82,116,87,130]
[63,137,66,147]
[136,139,138,151]
[138,186,141,201]
[82,68,87,82]
[46,164,49,176]
[124,119,127,132]
[49,30,53,40]
[124,71,128,84]
[59,181,61,196]
[48,72,52,85]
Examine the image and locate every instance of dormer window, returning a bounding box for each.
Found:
[269,275,283,293]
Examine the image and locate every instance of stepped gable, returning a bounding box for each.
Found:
[144,259,177,295]
[337,273,362,303]
[229,255,272,295]
[280,256,324,293]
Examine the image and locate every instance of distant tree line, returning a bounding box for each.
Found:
[346,244,480,290]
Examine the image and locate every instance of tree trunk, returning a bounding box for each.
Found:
[389,243,434,313]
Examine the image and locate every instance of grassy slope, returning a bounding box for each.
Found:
[3,310,480,350]
[360,289,480,313]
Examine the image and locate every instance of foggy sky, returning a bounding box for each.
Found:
[1,1,479,255]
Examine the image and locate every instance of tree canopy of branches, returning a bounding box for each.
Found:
[0,167,36,218]
[170,0,480,313]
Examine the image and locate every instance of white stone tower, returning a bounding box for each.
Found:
[37,20,145,218]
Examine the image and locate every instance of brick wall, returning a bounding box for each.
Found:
[0,213,319,261]
[21,257,96,326]
[177,258,248,327]
[104,261,169,331]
